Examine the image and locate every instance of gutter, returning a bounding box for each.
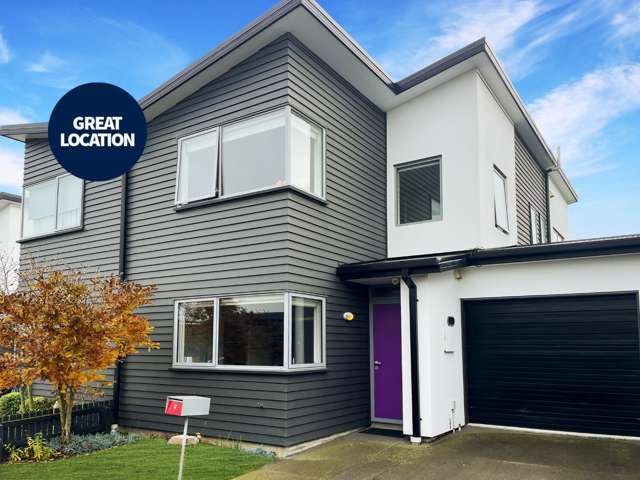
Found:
[401,269,421,443]
[112,172,128,423]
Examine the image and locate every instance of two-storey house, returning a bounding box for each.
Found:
[2,0,639,450]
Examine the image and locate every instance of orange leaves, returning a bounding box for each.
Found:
[0,267,159,396]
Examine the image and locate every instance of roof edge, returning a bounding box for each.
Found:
[338,235,640,280]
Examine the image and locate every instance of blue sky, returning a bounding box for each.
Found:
[1,0,639,239]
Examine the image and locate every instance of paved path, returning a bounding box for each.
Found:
[237,426,640,479]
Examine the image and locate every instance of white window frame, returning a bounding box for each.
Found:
[174,106,326,206]
[395,156,443,226]
[530,205,539,244]
[21,173,84,240]
[172,291,326,372]
[493,166,509,233]
[174,127,220,205]
[173,297,217,367]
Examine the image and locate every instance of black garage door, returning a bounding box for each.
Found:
[464,293,640,437]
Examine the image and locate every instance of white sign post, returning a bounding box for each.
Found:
[165,396,211,480]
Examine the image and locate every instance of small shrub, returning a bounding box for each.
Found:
[0,392,21,416]
[4,433,55,463]
[49,432,142,456]
[0,392,53,417]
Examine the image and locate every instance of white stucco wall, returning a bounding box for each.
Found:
[0,201,21,291]
[400,253,640,438]
[549,177,569,240]
[387,70,516,258]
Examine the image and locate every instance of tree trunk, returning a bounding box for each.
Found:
[18,385,26,413]
[58,389,74,444]
[25,383,33,412]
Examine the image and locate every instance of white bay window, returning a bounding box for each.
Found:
[22,174,83,239]
[173,292,325,371]
[175,107,325,205]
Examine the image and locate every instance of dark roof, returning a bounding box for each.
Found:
[338,234,640,280]
[0,192,21,203]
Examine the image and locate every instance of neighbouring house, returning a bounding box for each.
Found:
[0,192,21,292]
[1,0,638,448]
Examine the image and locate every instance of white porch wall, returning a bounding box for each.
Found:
[400,253,640,438]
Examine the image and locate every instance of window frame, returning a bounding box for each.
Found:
[174,106,326,207]
[21,173,85,241]
[492,165,509,234]
[530,204,539,244]
[174,127,220,205]
[172,291,326,372]
[395,156,443,226]
[173,297,217,368]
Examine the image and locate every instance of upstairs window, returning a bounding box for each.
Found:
[530,205,540,244]
[22,174,83,239]
[396,158,442,225]
[176,129,219,204]
[493,166,509,233]
[175,107,324,205]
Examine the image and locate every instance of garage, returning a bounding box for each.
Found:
[463,293,640,437]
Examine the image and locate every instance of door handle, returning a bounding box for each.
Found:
[374,360,382,366]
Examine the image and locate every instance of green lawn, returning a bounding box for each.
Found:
[0,438,273,480]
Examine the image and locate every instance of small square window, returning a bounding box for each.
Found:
[493,167,509,233]
[396,158,441,225]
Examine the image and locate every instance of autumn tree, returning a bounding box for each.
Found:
[0,265,158,443]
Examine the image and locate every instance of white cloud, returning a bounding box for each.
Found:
[0,32,11,64]
[0,107,31,126]
[366,0,612,80]
[28,51,64,73]
[529,64,640,177]
[378,0,542,79]
[611,3,640,38]
[0,146,24,188]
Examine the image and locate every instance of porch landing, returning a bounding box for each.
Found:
[236,426,640,479]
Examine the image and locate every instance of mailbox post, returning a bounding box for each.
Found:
[165,396,211,480]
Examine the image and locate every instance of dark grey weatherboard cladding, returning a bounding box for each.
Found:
[515,135,547,245]
[20,139,120,400]
[464,293,640,436]
[283,36,386,445]
[118,34,386,446]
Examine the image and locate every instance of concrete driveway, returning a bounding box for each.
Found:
[236,426,640,480]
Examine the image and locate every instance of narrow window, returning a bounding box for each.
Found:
[540,214,548,243]
[493,167,509,233]
[290,113,324,197]
[290,295,323,367]
[22,175,83,239]
[218,295,285,367]
[221,110,287,197]
[176,129,218,204]
[530,205,539,244]
[397,158,442,225]
[175,300,214,365]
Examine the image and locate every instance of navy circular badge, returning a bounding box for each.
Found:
[48,82,147,181]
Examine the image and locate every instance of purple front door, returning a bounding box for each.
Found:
[372,303,403,421]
